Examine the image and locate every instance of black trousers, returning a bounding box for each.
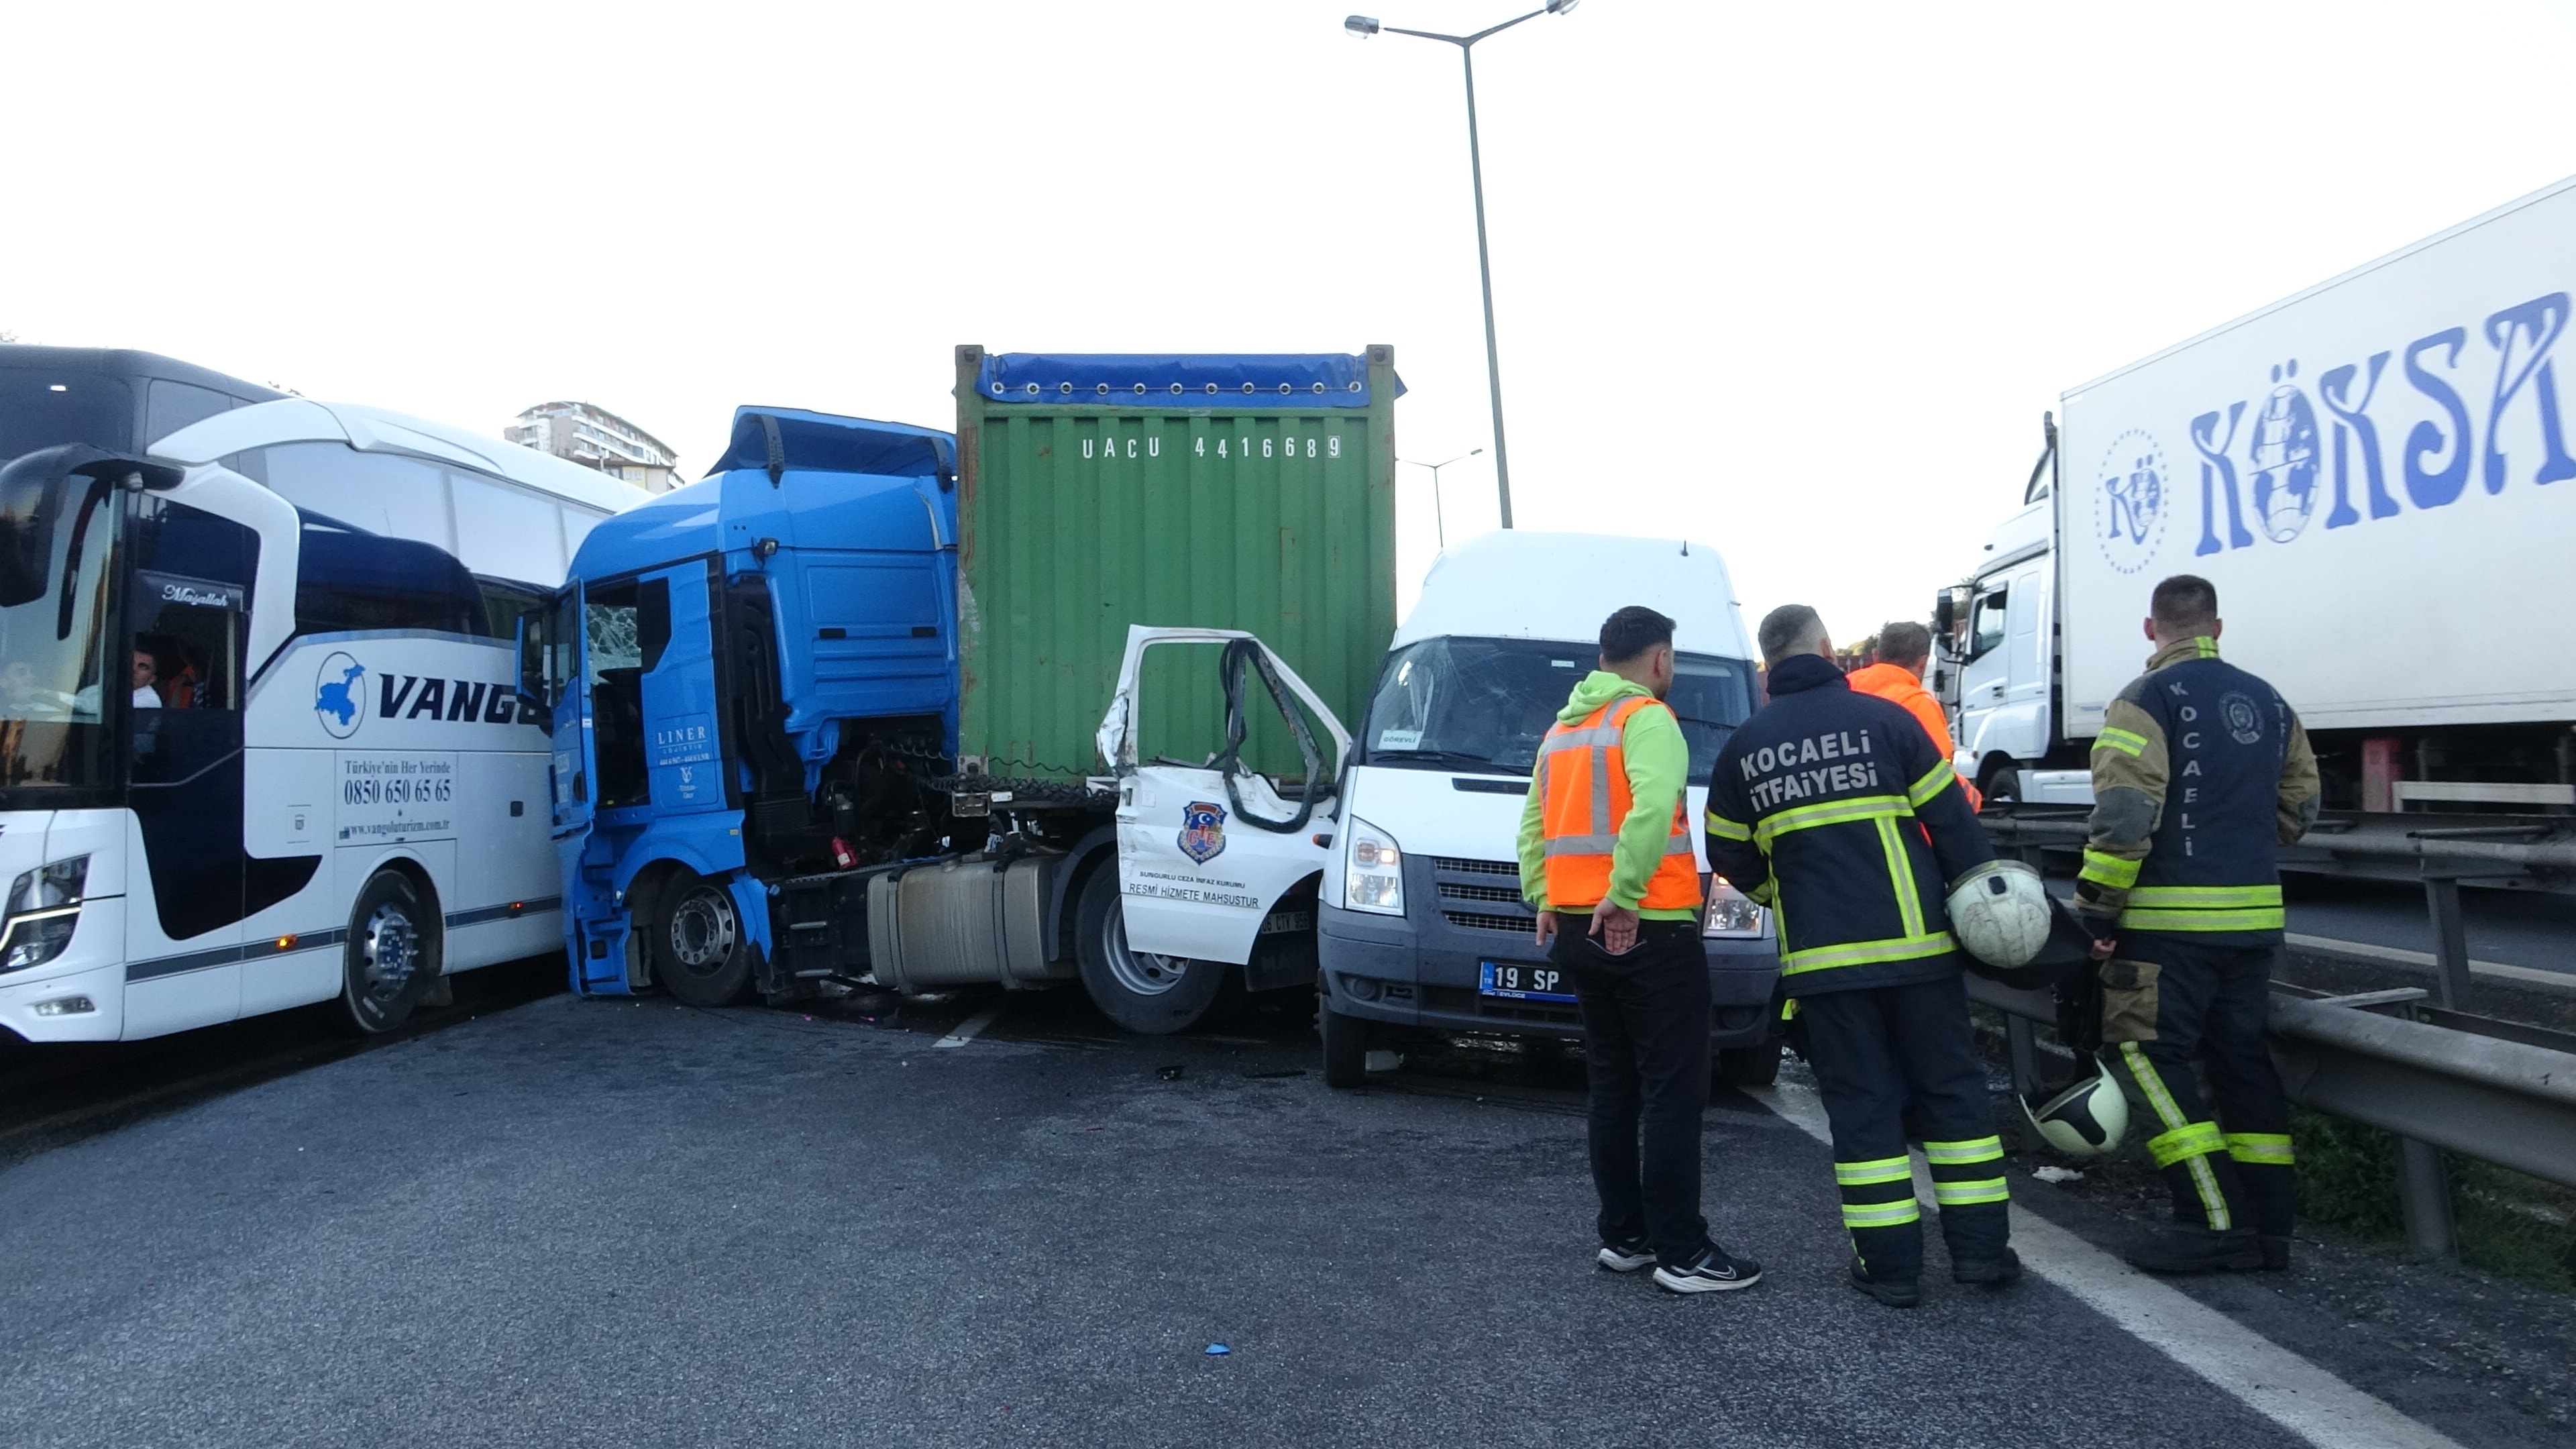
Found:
[2100,937,2295,1237]
[1799,972,2010,1281]
[1554,918,1712,1267]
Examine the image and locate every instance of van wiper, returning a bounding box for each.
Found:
[1368,747,1525,774]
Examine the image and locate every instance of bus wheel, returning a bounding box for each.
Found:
[343,870,439,1035]
[656,871,753,1008]
[1074,864,1237,1034]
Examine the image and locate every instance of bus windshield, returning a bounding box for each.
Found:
[0,368,134,463]
[0,449,122,796]
[1358,635,1758,786]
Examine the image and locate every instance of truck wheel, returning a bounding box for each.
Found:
[1074,864,1238,1034]
[1320,1001,1370,1088]
[343,869,439,1035]
[657,870,753,1007]
[1717,1037,1783,1087]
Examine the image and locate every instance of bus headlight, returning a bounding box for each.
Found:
[1344,817,1405,916]
[1,855,88,973]
[1704,876,1766,938]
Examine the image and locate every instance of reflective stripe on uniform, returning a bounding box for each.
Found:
[1705,810,1752,842]
[2194,637,2220,659]
[2226,1132,2295,1166]
[1922,1136,2003,1166]
[2121,1042,2234,1230]
[1754,793,1910,847]
[1932,1177,2010,1206]
[2118,907,2286,932]
[1834,1155,1913,1186]
[2096,727,2149,758]
[1878,817,1926,939]
[2148,1120,2229,1169]
[1780,930,1955,976]
[2079,849,2141,888]
[1905,760,1953,808]
[2127,884,2282,908]
[1543,831,1693,858]
[1840,1198,1923,1230]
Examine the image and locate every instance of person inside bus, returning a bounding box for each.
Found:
[160,636,205,710]
[131,646,164,709]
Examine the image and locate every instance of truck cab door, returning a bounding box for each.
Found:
[633,561,726,817]
[523,582,593,840]
[1099,627,1352,966]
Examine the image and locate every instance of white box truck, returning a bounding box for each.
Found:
[1945,174,2576,815]
[1315,531,1782,1087]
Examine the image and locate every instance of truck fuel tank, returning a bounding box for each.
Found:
[867,853,1069,991]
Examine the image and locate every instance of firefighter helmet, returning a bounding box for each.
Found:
[1946,859,2053,970]
[2023,1059,2130,1157]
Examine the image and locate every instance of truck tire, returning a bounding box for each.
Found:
[1074,864,1238,1034]
[1717,1036,1784,1087]
[656,869,753,1007]
[343,869,439,1036]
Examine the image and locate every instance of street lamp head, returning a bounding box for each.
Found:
[1545,0,1580,13]
[1470,447,1485,455]
[1344,15,1381,36]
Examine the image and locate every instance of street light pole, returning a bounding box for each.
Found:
[1399,447,1483,547]
[1347,2,1581,531]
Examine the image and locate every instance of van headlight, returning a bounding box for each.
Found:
[1,855,87,973]
[1344,817,1405,916]
[1703,876,1766,938]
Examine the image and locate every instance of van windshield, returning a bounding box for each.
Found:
[1358,636,1756,786]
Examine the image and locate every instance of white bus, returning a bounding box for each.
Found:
[0,347,635,1042]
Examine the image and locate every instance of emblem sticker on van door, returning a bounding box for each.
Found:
[1178,801,1227,864]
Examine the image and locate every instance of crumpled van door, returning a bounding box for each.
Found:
[1098,627,1350,965]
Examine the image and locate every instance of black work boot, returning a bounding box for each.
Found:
[1848,1258,1922,1308]
[2125,1225,2263,1274]
[2258,1234,2292,1272]
[1952,1246,2023,1287]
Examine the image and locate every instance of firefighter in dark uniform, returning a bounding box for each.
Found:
[1706,604,2019,1307]
[2076,574,2320,1273]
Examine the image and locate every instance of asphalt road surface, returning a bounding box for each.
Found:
[2,984,2569,1448]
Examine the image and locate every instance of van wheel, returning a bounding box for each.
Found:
[343,869,439,1035]
[657,870,753,1007]
[1075,864,1238,1034]
[1320,1001,1370,1088]
[1717,1036,1783,1087]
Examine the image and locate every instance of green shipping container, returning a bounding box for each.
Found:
[952,345,1400,785]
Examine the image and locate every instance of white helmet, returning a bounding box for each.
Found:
[1946,859,2053,970]
[2023,1061,2130,1156]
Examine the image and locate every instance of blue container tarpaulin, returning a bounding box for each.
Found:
[975,353,1401,409]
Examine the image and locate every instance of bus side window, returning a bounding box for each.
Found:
[127,498,258,784]
[293,516,484,639]
[144,380,235,449]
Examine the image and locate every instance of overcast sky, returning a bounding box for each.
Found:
[8,0,2575,645]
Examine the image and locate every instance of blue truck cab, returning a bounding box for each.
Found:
[524,407,962,1002]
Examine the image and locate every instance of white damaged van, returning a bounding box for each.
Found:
[1316,531,1782,1086]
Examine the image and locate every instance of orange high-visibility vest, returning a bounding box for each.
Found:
[1538,695,1703,912]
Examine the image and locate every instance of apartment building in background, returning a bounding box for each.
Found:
[506,400,681,493]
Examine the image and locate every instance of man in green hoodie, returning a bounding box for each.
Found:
[1517,606,1763,1293]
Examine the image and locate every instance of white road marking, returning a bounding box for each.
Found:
[1751,1081,2466,1449]
[932,1005,1004,1049]
[2286,931,2574,996]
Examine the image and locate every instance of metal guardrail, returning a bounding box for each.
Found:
[1974,813,2576,1258]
